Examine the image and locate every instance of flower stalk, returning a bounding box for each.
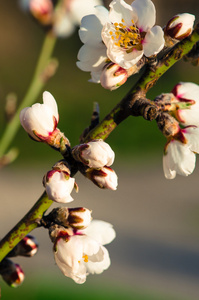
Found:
[0,192,52,262]
[0,31,57,158]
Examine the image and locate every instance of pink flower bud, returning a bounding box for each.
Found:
[43,169,75,203]
[1,260,25,288]
[72,139,115,169]
[165,13,195,40]
[88,166,118,190]
[30,0,53,25]
[20,91,59,142]
[8,235,39,257]
[100,63,127,90]
[68,207,92,229]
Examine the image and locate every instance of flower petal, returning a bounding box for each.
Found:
[109,0,138,26]
[163,140,196,178]
[132,0,156,31]
[79,6,109,45]
[83,220,116,245]
[143,26,164,57]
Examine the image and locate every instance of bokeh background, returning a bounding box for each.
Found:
[1,0,199,299]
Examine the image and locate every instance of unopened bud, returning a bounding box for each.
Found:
[100,63,127,91]
[30,0,53,25]
[43,162,75,203]
[72,139,115,169]
[156,112,180,138]
[68,207,92,229]
[164,13,195,46]
[0,259,25,288]
[8,235,38,257]
[86,166,118,190]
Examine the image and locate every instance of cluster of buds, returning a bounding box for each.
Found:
[20,0,102,37]
[72,139,118,190]
[0,235,38,287]
[155,82,199,179]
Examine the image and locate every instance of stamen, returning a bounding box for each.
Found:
[109,18,144,52]
[83,255,88,263]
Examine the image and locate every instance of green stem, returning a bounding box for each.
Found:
[0,192,53,262]
[84,23,199,142]
[0,31,57,157]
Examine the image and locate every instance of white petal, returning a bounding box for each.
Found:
[77,44,107,73]
[86,245,110,274]
[143,26,164,57]
[109,0,138,26]
[83,220,116,245]
[79,6,109,45]
[163,140,196,178]
[174,82,199,102]
[70,0,103,24]
[132,0,156,31]
[43,91,59,121]
[184,127,199,153]
[177,108,199,127]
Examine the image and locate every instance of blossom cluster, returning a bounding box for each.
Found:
[155,82,199,179]
[19,91,117,283]
[77,0,195,90]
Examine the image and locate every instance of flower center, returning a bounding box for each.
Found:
[109,19,145,53]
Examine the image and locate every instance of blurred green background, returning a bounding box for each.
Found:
[1,1,199,300]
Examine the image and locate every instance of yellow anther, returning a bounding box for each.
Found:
[114,22,118,26]
[83,255,88,263]
[131,19,135,24]
[119,23,124,28]
[122,18,125,23]
[109,31,113,35]
[111,36,114,40]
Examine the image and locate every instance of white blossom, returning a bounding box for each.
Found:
[54,220,116,284]
[20,91,59,142]
[163,127,199,179]
[101,0,165,69]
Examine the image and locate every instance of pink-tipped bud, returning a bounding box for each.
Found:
[43,169,75,203]
[8,235,39,257]
[30,0,53,25]
[72,139,115,169]
[87,166,118,190]
[100,63,128,91]
[165,13,195,41]
[68,207,92,229]
[0,260,25,288]
[20,91,59,142]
